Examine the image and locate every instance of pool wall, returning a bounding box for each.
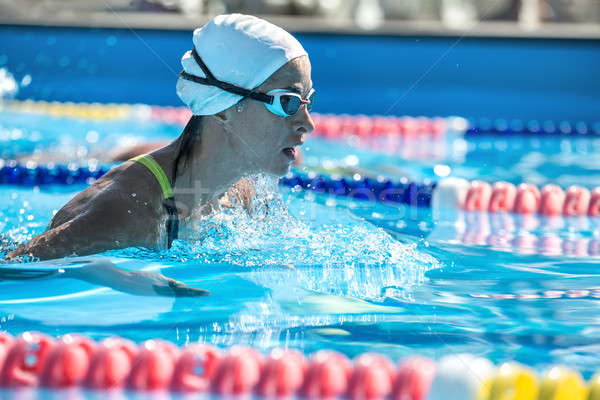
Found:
[0,24,599,122]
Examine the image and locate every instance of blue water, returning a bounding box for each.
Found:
[1,107,600,388]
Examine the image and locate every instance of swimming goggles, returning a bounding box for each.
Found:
[180,48,315,118]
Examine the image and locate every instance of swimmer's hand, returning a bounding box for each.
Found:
[64,259,209,297]
[152,278,210,297]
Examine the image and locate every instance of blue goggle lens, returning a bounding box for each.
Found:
[280,91,315,115]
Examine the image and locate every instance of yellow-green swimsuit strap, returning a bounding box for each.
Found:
[130,154,174,199]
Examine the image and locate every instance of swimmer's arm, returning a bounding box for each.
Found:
[6,217,119,261]
[0,258,208,297]
[7,194,153,261]
[62,259,209,297]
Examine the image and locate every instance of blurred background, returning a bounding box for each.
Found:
[1,0,600,31]
[0,0,599,120]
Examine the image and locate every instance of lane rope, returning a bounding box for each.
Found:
[0,331,597,399]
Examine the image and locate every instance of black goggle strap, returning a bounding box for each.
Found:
[163,196,179,249]
[180,48,273,105]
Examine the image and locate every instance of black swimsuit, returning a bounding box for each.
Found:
[130,154,179,248]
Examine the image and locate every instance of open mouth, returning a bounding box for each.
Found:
[282,147,296,160]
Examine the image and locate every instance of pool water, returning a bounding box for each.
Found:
[1,107,600,384]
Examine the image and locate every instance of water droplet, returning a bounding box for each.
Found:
[85,130,99,143]
[21,74,32,86]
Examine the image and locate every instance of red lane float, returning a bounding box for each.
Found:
[4,331,600,399]
[400,117,419,137]
[0,332,55,387]
[301,350,353,399]
[435,178,600,218]
[588,188,600,217]
[354,115,374,137]
[430,118,447,137]
[514,184,541,214]
[539,184,565,216]
[256,348,307,397]
[464,181,492,211]
[171,343,221,392]
[84,337,138,389]
[563,186,591,216]
[347,353,395,400]
[212,346,263,396]
[392,357,436,400]
[126,339,179,391]
[40,334,96,388]
[301,114,448,139]
[488,182,517,212]
[0,333,13,373]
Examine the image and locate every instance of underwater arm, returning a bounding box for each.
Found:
[62,259,209,297]
[0,258,209,297]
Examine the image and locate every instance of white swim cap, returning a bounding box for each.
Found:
[176,14,308,116]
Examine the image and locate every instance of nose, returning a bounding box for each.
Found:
[293,105,315,135]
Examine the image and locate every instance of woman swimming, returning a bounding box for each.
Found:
[5,14,314,295]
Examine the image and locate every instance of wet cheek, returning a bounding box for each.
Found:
[265,121,286,145]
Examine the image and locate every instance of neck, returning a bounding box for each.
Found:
[151,117,247,218]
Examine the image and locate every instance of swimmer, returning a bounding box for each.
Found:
[5,14,315,295]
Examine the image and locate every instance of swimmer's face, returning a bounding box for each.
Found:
[222,55,314,176]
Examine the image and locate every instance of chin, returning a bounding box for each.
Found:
[264,160,292,177]
[269,164,291,177]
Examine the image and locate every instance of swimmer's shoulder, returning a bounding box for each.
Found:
[88,161,165,216]
[50,161,162,230]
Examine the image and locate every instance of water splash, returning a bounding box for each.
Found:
[145,174,438,267]
[0,68,18,99]
[113,174,441,301]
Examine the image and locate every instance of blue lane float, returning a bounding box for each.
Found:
[3,160,600,219]
[279,172,435,207]
[0,160,435,207]
[0,160,109,187]
[465,118,600,137]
